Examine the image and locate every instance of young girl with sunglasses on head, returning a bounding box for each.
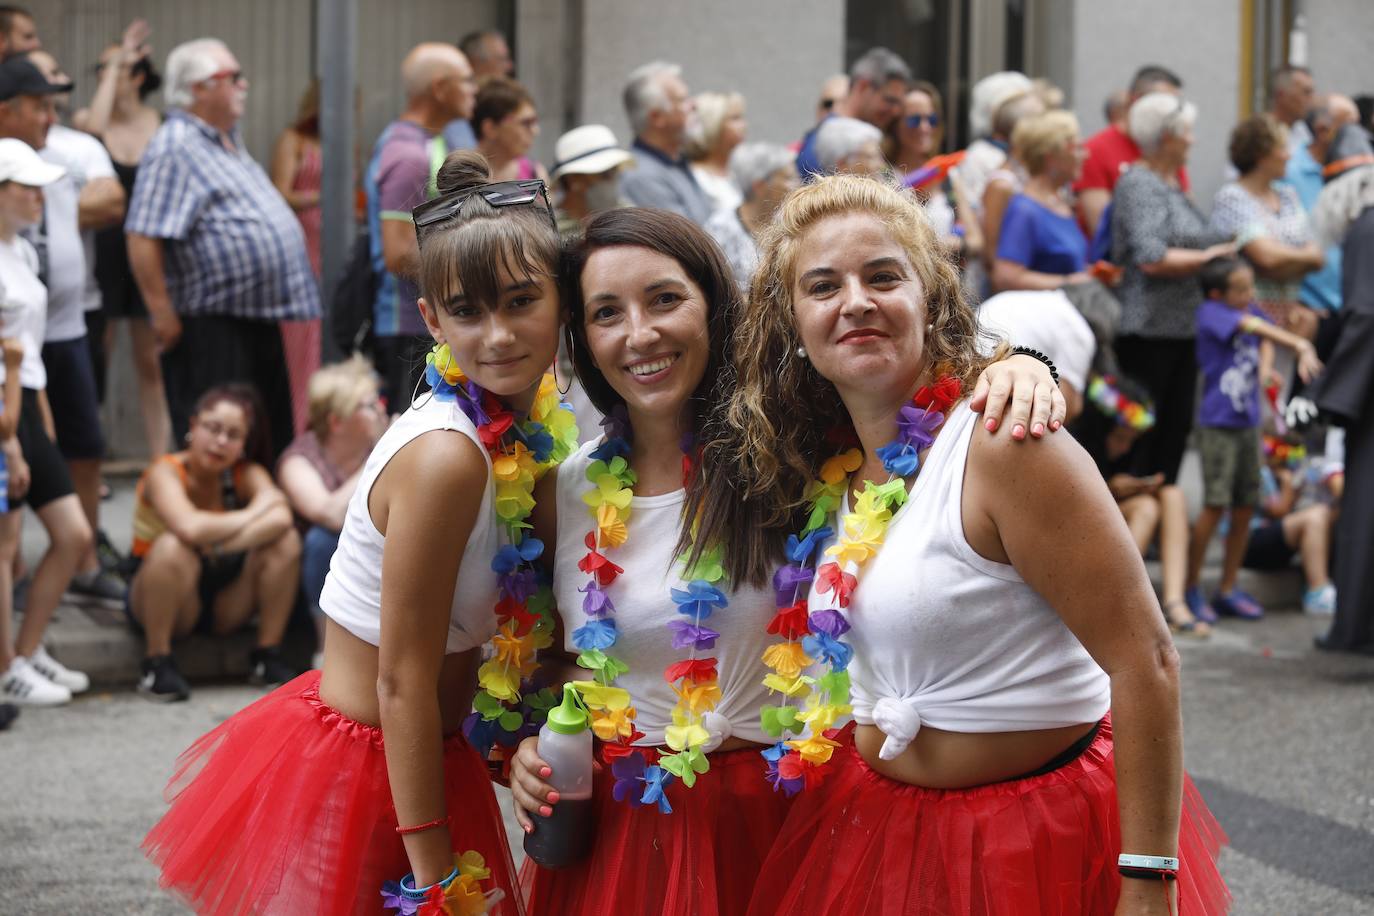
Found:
[141,150,577,915]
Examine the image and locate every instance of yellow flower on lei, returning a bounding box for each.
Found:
[591,705,638,742]
[664,708,710,752]
[826,513,888,567]
[494,480,536,525]
[427,343,467,386]
[787,733,842,766]
[762,672,814,699]
[762,641,814,679]
[476,658,521,703]
[671,678,721,716]
[595,502,629,547]
[455,850,491,881]
[572,681,632,712]
[819,449,862,485]
[582,473,633,513]
[799,694,850,732]
[443,875,490,916]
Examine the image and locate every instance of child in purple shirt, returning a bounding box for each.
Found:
[1186,256,1323,622]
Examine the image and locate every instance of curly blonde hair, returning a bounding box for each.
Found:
[693,173,995,584]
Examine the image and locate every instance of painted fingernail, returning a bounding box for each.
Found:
[1012,424,1025,439]
[523,823,533,834]
[539,805,553,817]
[547,791,560,803]
[539,766,552,778]
[985,418,997,431]
[1032,422,1044,436]
[1051,419,1061,430]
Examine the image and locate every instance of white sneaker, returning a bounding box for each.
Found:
[1303,583,1337,616]
[1,657,72,706]
[28,646,90,694]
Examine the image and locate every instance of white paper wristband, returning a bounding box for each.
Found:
[1117,854,1180,871]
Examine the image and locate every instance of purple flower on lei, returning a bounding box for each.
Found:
[612,751,648,805]
[772,564,815,607]
[579,581,615,617]
[667,620,721,651]
[807,609,851,639]
[896,403,945,451]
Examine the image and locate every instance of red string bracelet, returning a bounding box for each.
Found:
[396,815,450,836]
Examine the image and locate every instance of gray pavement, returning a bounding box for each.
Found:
[2,466,1371,913]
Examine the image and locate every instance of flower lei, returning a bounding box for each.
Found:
[381,850,503,915]
[1087,374,1155,432]
[758,375,962,795]
[569,408,727,813]
[417,344,580,756]
[1262,434,1306,469]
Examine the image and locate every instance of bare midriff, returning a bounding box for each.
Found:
[854,720,1099,789]
[318,617,479,736]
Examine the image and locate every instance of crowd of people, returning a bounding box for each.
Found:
[0,4,1371,911]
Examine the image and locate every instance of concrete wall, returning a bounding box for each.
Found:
[573,0,843,151]
[1067,0,1242,213]
[1303,0,1374,102]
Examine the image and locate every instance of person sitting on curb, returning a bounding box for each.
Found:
[1242,431,1340,615]
[276,356,385,668]
[126,384,302,701]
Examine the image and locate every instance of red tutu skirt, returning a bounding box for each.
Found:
[522,744,793,916]
[746,718,1230,916]
[142,671,522,916]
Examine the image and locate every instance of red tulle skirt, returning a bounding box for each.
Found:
[746,718,1230,916]
[142,671,522,916]
[522,744,793,916]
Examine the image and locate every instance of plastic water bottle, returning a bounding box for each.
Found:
[522,684,595,869]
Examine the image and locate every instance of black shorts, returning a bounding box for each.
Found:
[1242,520,1297,571]
[41,336,106,460]
[124,551,250,635]
[15,387,75,510]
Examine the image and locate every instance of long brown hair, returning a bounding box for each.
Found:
[693,173,994,585]
[562,207,744,567]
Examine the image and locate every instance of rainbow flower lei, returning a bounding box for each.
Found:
[381,850,503,915]
[418,344,580,756]
[1087,374,1155,432]
[758,376,961,795]
[569,411,726,813]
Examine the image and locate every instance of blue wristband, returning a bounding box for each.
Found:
[398,865,460,900]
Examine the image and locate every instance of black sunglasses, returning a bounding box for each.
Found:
[412,179,557,243]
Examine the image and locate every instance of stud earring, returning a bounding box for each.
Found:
[795,346,807,359]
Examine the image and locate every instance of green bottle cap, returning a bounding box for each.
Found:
[545,683,588,735]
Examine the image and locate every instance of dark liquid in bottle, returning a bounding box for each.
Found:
[523,796,596,869]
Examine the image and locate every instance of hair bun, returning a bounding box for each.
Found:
[435,149,493,195]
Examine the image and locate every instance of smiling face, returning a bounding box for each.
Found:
[579,245,711,426]
[898,89,938,159]
[790,211,927,402]
[418,262,562,399]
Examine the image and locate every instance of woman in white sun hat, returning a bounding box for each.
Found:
[0,138,98,710]
[551,124,634,241]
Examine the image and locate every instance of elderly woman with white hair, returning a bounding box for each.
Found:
[686,91,748,213]
[703,142,799,288]
[814,116,884,177]
[1110,94,1236,518]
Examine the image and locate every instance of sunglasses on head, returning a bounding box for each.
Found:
[411,179,558,244]
[904,113,940,129]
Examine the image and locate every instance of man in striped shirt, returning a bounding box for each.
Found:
[126,38,319,459]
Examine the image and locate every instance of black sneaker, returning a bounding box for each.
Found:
[96,529,126,574]
[0,702,18,730]
[65,568,127,608]
[249,646,299,688]
[138,655,191,702]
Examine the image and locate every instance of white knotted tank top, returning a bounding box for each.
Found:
[320,394,500,653]
[555,439,774,749]
[807,401,1109,759]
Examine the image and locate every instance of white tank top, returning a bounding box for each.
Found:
[808,402,1109,759]
[320,395,499,653]
[555,440,773,748]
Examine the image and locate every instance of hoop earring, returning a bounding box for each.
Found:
[554,329,574,397]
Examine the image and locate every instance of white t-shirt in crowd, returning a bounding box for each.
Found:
[690,164,743,215]
[976,289,1097,393]
[0,235,50,390]
[35,125,116,341]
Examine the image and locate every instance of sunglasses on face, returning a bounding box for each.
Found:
[904,113,940,129]
[411,179,558,244]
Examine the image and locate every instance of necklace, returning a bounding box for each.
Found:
[417,344,581,757]
[570,410,725,813]
[758,375,961,794]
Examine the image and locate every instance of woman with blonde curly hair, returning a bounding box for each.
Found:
[695,174,1229,915]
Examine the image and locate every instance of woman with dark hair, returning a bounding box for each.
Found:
[701,174,1228,914]
[74,18,171,462]
[140,150,576,914]
[126,384,301,702]
[475,76,549,183]
[271,78,325,435]
[508,205,1063,916]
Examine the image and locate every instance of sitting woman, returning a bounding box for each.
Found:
[1076,374,1206,636]
[277,355,386,665]
[127,385,302,701]
[712,174,1229,914]
[992,109,1092,291]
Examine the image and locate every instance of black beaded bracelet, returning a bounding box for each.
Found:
[1010,346,1060,386]
[1118,866,1178,882]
